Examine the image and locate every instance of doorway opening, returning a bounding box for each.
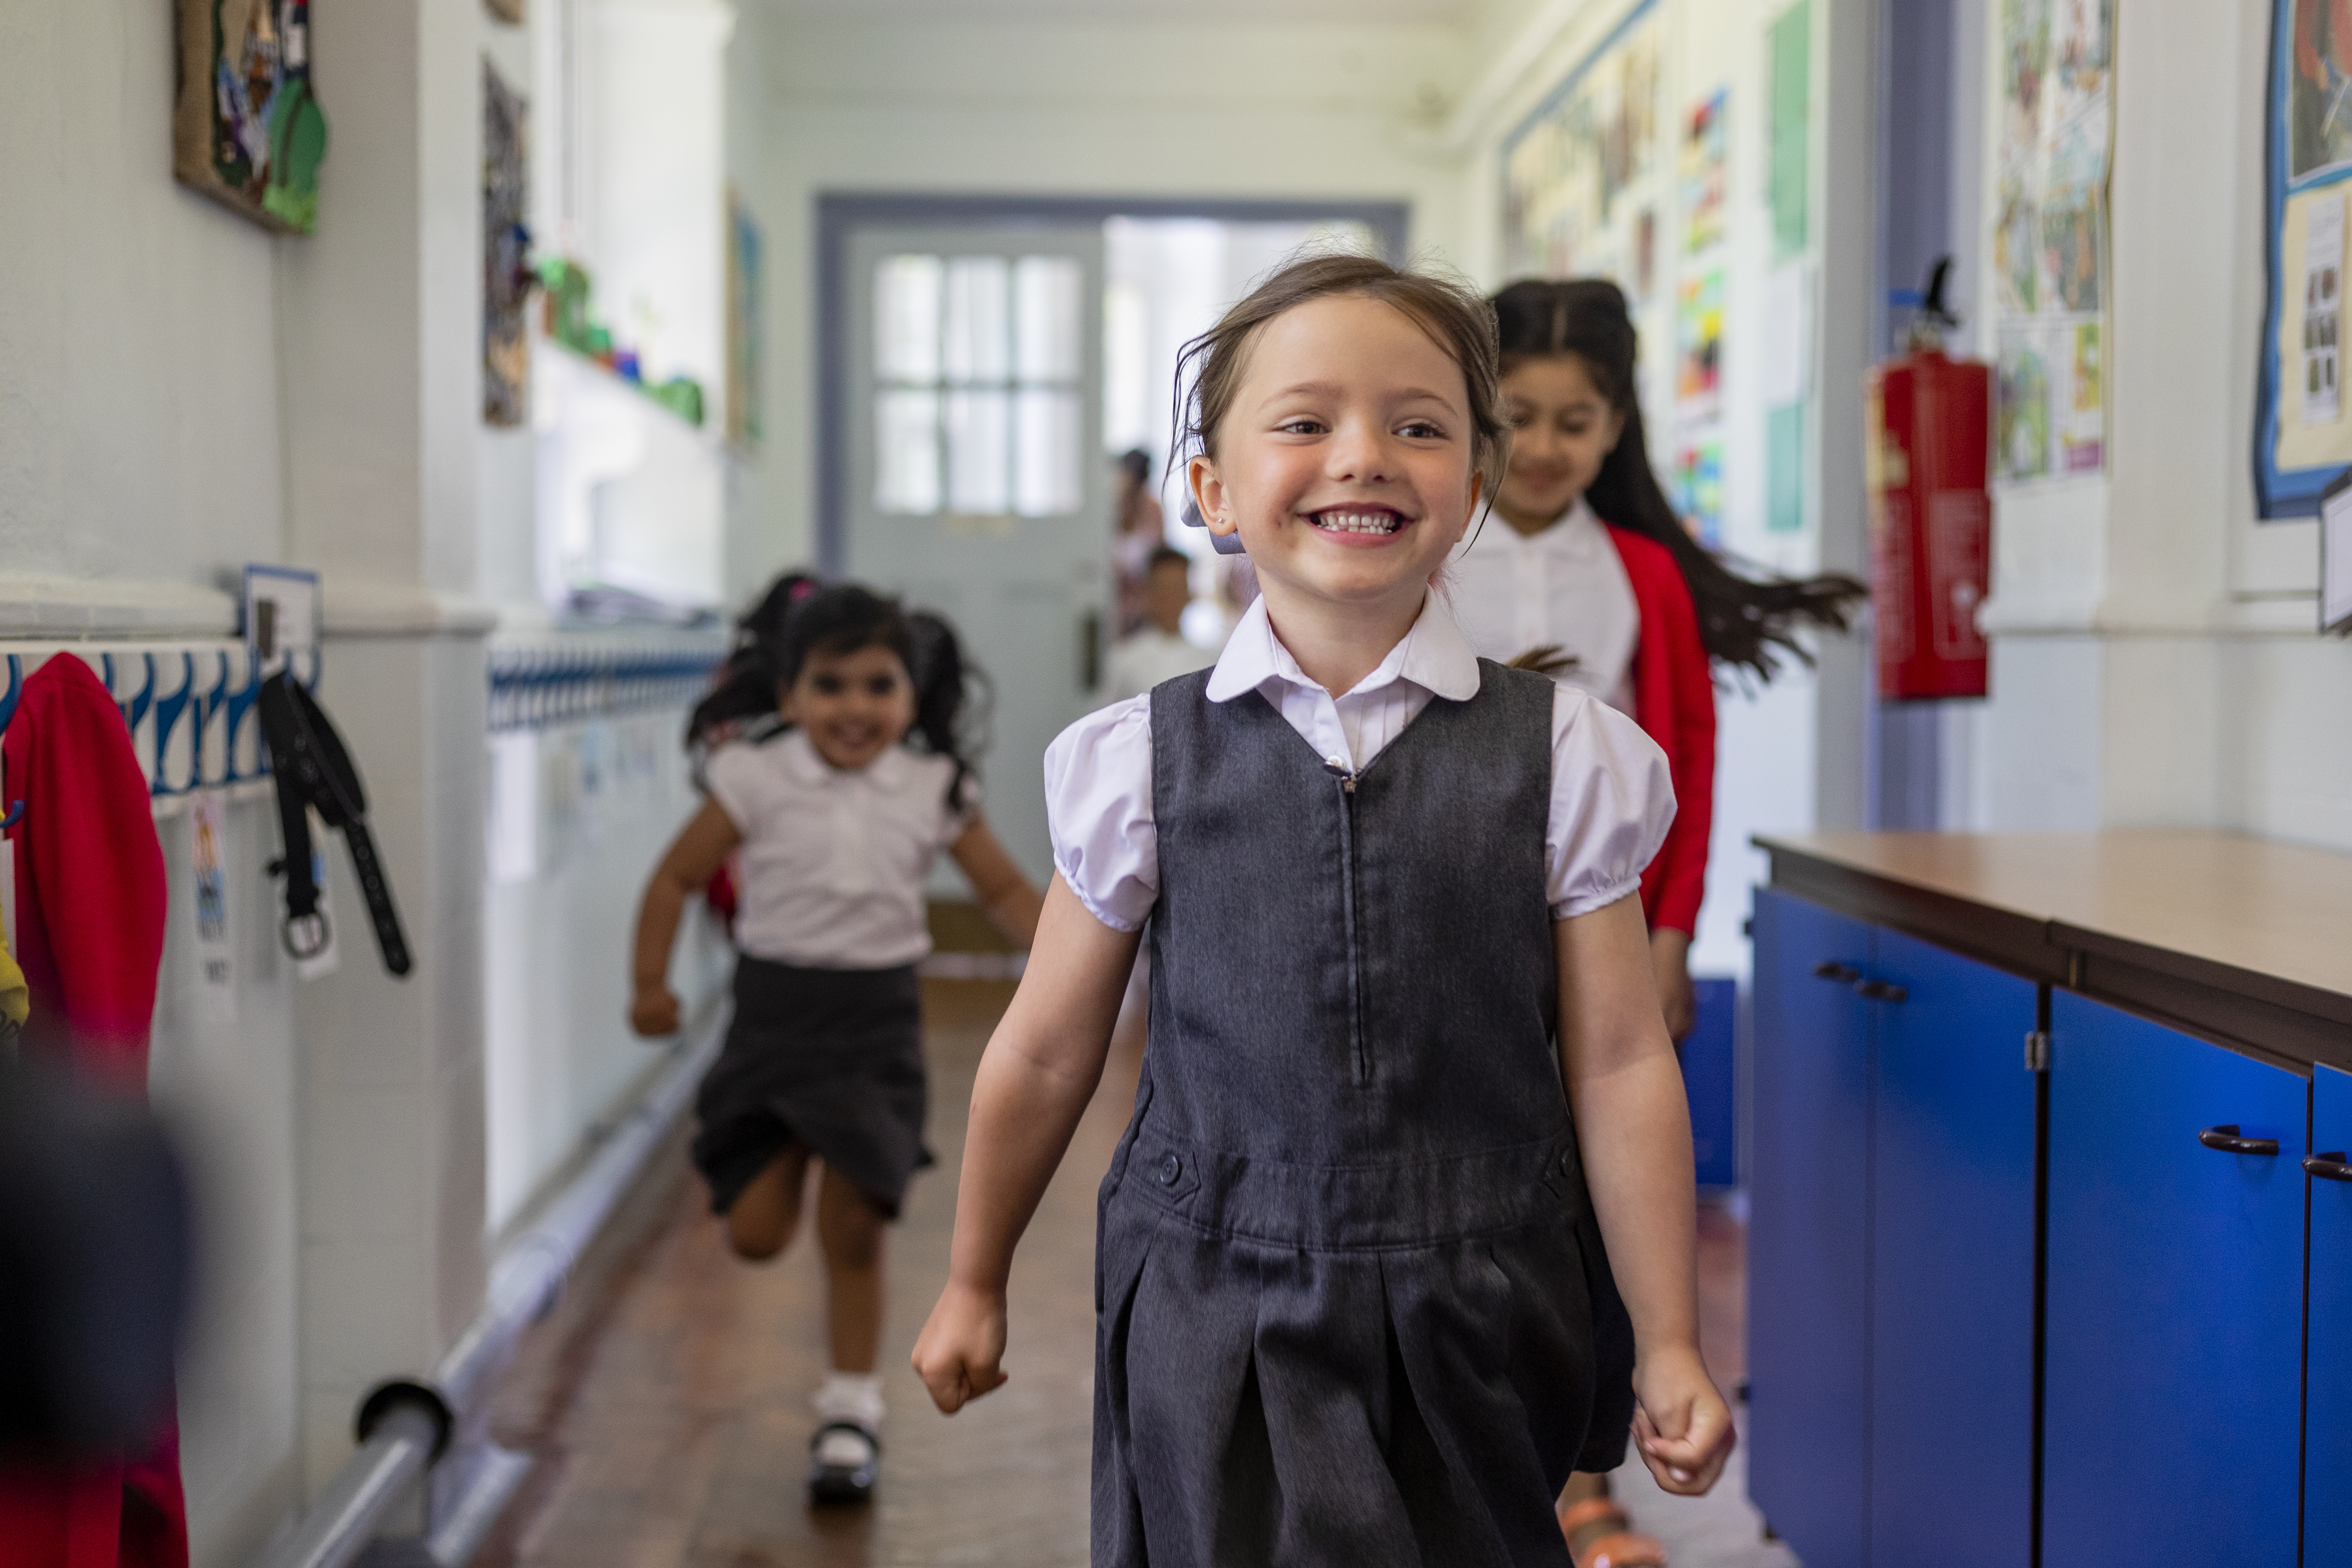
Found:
[818,195,1404,882]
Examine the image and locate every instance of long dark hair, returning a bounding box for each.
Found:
[1489,278,1866,681]
[695,578,983,811]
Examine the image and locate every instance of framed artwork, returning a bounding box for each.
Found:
[173,0,328,234]
[484,64,531,428]
[727,193,765,451]
[2257,0,2352,516]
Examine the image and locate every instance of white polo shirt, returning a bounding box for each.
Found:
[704,729,974,969]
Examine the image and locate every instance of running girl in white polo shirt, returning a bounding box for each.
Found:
[629,584,1042,1506]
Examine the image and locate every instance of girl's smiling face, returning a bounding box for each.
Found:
[1493,353,1627,531]
[1189,293,1482,612]
[780,642,916,772]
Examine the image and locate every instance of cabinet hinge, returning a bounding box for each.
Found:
[2024,1030,2051,1072]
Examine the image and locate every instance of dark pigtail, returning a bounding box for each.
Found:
[904,609,988,816]
[1489,278,1868,683]
[686,570,821,752]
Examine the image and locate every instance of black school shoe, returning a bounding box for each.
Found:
[808,1420,881,1505]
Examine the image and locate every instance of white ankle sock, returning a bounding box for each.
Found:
[815,1371,885,1430]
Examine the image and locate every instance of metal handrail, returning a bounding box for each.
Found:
[251,1002,728,1568]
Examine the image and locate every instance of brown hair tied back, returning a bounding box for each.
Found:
[1172,252,1512,509]
[1489,277,1868,683]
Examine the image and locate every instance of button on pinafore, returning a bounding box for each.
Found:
[1091,662,1634,1568]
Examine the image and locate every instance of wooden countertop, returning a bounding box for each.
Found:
[1758,830,2352,1070]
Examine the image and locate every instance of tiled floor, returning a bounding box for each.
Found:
[478,979,1796,1566]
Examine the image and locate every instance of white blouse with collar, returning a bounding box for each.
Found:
[1042,594,1673,933]
[705,729,974,968]
[1442,496,1642,713]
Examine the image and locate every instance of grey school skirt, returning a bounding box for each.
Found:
[690,956,933,1218]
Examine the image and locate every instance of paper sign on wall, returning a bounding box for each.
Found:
[190,791,236,1020]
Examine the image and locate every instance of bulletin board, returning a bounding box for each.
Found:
[1500,2,1667,302]
[1989,0,2112,488]
[2257,0,2352,517]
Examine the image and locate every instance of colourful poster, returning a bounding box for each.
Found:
[1676,272,1725,413]
[1991,0,2108,487]
[1681,89,1730,257]
[1674,436,1726,546]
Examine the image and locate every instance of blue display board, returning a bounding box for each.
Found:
[2256,0,2352,516]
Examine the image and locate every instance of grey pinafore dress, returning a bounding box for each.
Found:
[1091,662,1636,1567]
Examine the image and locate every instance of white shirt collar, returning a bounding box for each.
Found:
[779,727,911,790]
[1459,495,1604,558]
[1205,591,1481,706]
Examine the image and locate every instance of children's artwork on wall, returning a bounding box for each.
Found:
[1989,0,2109,488]
[484,63,532,429]
[727,193,765,452]
[1680,89,1730,257]
[2257,0,2352,515]
[1676,271,1724,415]
[173,0,327,234]
[1674,438,1725,546]
[1995,327,2053,482]
[1499,2,1664,299]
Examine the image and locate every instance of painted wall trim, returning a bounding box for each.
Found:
[0,576,239,639]
[814,191,1412,575]
[323,582,502,637]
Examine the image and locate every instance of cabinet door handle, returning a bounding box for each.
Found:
[2306,1151,2352,1182]
[2199,1124,2281,1157]
[1812,961,1860,984]
[1853,978,1908,1003]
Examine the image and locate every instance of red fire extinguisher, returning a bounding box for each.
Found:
[1866,259,1991,701]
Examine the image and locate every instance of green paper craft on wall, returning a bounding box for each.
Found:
[174,0,329,235]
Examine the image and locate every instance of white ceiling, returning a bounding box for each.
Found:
[763,0,1486,22]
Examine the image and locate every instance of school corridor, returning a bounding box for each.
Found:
[469,977,1782,1568]
[8,0,2352,1567]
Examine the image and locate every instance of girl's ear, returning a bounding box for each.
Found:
[775,681,799,723]
[1189,454,1240,544]
[1604,406,1630,458]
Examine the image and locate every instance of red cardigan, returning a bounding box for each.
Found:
[1603,524,1715,939]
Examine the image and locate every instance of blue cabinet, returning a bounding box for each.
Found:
[2042,992,2307,1568]
[1749,888,1873,1567]
[2309,1064,2352,1562]
[1866,927,2037,1568]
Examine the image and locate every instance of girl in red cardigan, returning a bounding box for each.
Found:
[1451,276,1863,1562]
[1451,278,1863,1041]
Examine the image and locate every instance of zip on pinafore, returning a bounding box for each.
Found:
[1323,760,1368,1082]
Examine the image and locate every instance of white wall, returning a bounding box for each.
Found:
[1966,0,2352,849]
[738,8,1482,579]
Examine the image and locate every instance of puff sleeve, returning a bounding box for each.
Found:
[1545,687,1678,920]
[1041,695,1158,931]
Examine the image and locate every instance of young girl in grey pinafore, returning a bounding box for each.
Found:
[912,253,1737,1564]
[1087,655,1639,1563]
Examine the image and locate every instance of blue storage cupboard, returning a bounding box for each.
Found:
[1748,894,2037,1568]
[1750,832,2352,1568]
[2310,1065,2352,1563]
[2041,992,2306,1567]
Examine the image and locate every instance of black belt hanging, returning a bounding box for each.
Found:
[258,671,413,977]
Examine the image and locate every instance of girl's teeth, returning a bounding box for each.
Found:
[1314,511,1401,534]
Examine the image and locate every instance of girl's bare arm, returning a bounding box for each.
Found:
[947,816,1045,948]
[914,876,1140,1411]
[1555,893,1734,1494]
[628,798,742,1036]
